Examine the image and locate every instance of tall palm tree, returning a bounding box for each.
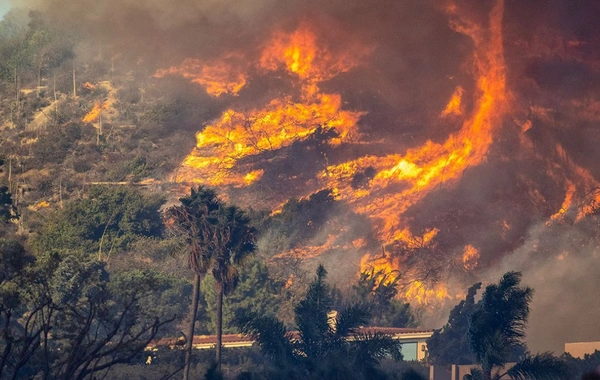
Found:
[465,271,566,380]
[208,204,256,369]
[167,187,221,380]
[237,265,402,379]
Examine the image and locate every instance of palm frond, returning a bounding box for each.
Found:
[469,271,533,367]
[352,332,403,366]
[236,312,296,364]
[335,304,370,338]
[506,353,568,380]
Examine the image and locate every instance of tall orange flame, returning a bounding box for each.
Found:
[324,0,507,246]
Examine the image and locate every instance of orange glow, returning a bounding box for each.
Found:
[260,22,369,83]
[82,102,107,123]
[273,234,342,261]
[462,245,480,270]
[285,274,295,288]
[29,200,50,211]
[557,252,569,261]
[243,170,264,185]
[440,86,464,117]
[329,0,507,304]
[155,53,248,97]
[541,144,600,222]
[404,281,450,306]
[178,24,366,188]
[360,252,399,280]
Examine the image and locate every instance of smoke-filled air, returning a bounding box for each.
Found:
[2,0,600,375]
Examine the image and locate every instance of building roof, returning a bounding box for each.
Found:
[147,327,434,350]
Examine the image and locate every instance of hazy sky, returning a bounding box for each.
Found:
[0,1,10,19]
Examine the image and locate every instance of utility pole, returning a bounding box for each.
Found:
[72,61,77,98]
[97,111,102,145]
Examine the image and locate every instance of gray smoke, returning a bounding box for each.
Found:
[483,219,600,354]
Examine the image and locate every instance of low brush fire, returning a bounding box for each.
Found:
[152,0,600,308]
[82,102,107,123]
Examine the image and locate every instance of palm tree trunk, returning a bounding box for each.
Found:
[215,282,224,370]
[183,273,201,380]
[483,366,492,380]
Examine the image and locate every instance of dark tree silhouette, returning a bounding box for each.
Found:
[237,265,402,379]
[0,242,175,380]
[427,282,481,365]
[465,271,567,380]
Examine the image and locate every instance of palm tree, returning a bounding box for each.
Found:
[237,265,402,379]
[167,187,221,380]
[465,271,566,380]
[208,204,256,370]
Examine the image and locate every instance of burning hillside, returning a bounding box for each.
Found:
[149,0,600,311]
[3,0,600,353]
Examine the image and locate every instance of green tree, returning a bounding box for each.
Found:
[561,350,600,378]
[237,265,402,380]
[0,246,177,379]
[0,10,72,124]
[31,123,82,165]
[260,189,339,257]
[32,186,164,257]
[26,11,74,96]
[201,257,280,334]
[167,186,221,380]
[464,272,566,380]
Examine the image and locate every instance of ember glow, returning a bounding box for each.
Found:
[440,86,464,117]
[462,245,480,270]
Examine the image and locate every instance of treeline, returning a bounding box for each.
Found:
[0,169,419,378]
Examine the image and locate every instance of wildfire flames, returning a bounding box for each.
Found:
[157,0,600,306]
[82,102,107,123]
[171,25,367,188]
[155,53,248,97]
